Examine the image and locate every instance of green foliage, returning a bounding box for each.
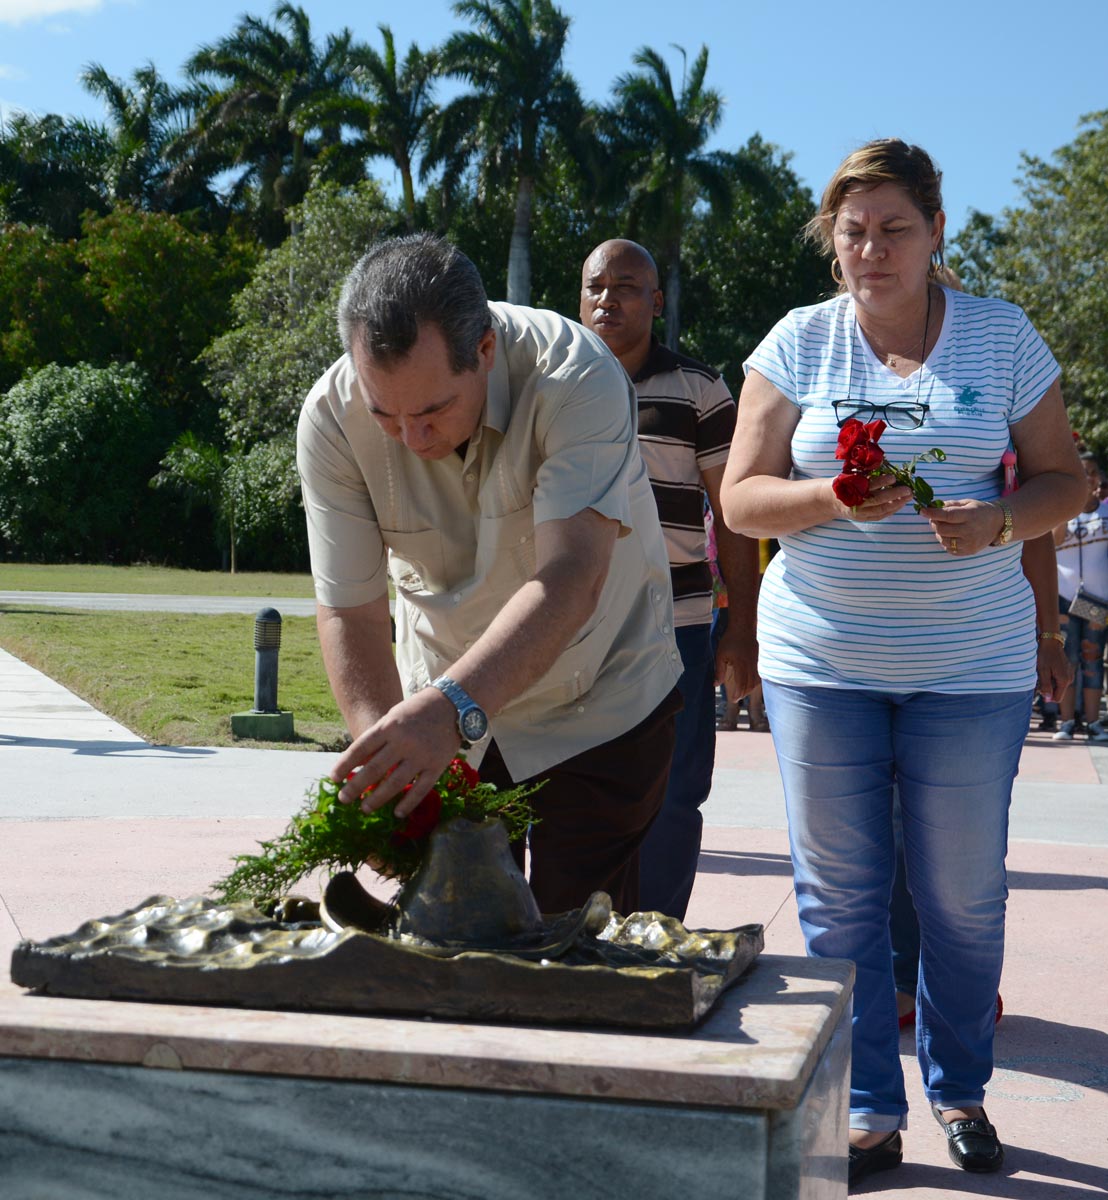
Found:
[203,179,396,445]
[213,759,540,900]
[680,137,827,385]
[0,111,111,238]
[153,433,306,571]
[429,0,585,303]
[178,3,356,246]
[78,205,254,407]
[949,111,1108,452]
[0,362,172,561]
[226,436,308,571]
[602,44,731,344]
[0,225,104,391]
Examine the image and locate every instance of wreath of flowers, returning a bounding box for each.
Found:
[213,756,541,903]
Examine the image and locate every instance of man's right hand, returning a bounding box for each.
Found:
[332,686,462,817]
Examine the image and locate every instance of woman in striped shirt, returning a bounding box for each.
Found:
[721,138,1086,1187]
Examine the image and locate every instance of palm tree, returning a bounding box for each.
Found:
[176,3,353,243]
[429,0,584,304]
[606,45,731,347]
[0,111,112,238]
[79,61,201,212]
[297,25,438,230]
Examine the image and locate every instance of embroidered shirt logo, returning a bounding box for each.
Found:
[955,385,984,413]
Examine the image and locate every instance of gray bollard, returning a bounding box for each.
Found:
[253,607,282,713]
[230,607,294,741]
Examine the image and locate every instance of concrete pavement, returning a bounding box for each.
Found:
[1,624,1107,1196]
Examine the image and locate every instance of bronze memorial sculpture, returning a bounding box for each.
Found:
[11,758,763,1029]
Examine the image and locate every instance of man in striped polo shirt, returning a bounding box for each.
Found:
[580,239,760,919]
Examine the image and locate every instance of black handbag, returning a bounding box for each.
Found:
[1067,526,1108,623]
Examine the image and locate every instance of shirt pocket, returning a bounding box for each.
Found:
[384,528,448,595]
[518,612,610,708]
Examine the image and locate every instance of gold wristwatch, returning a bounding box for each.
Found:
[990,500,1014,545]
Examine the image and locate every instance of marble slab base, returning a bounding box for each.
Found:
[0,954,853,1199]
[0,1007,849,1200]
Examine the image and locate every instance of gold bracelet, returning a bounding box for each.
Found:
[1038,630,1066,646]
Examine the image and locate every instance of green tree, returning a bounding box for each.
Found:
[202,179,396,446]
[949,111,1108,450]
[299,25,439,230]
[605,45,733,347]
[0,111,111,238]
[78,60,192,211]
[77,205,253,414]
[0,224,104,391]
[429,0,585,304]
[680,137,826,386]
[0,363,171,562]
[177,3,353,244]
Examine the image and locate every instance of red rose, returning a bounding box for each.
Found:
[864,419,887,441]
[846,441,885,473]
[835,418,869,460]
[832,472,870,506]
[393,789,443,843]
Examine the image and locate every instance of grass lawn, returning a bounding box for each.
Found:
[0,562,316,597]
[0,606,347,751]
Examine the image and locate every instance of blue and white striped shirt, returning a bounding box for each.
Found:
[744,287,1060,693]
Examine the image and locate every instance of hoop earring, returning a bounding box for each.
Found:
[928,245,946,279]
[831,258,844,286]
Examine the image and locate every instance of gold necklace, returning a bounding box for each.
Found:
[873,289,933,370]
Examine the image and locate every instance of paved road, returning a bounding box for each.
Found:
[0,591,318,616]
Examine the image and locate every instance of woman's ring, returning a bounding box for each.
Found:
[950,538,959,554]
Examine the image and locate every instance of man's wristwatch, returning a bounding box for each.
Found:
[429,676,489,745]
[990,499,1014,545]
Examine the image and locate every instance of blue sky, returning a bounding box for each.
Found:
[1,0,1105,239]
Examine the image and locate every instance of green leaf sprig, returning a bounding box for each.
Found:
[212,757,541,904]
[878,448,947,512]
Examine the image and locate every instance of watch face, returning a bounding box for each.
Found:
[460,705,488,742]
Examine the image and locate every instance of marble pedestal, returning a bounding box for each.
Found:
[0,954,853,1200]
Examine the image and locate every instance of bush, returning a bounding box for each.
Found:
[0,362,174,561]
[227,436,308,571]
[203,179,398,446]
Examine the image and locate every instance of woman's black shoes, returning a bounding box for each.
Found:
[931,1105,1005,1172]
[848,1130,902,1188]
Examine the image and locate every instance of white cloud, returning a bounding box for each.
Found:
[0,0,104,26]
[0,64,29,79]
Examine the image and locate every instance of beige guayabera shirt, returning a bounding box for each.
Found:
[296,302,681,779]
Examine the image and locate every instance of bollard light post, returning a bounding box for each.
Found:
[253,607,282,713]
[230,607,295,741]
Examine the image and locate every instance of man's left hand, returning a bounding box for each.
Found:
[331,687,461,816]
[715,622,758,700]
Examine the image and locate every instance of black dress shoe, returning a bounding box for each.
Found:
[931,1105,1005,1172]
[848,1130,902,1188]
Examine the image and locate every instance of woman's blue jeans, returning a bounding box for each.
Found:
[762,681,1032,1131]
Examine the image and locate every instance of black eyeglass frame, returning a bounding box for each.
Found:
[832,399,931,430]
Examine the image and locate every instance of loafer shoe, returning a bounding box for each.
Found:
[848,1130,902,1189]
[931,1105,1004,1172]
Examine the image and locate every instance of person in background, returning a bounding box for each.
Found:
[1052,450,1108,742]
[721,139,1085,1186]
[298,234,683,918]
[891,531,1074,1025]
[579,238,759,920]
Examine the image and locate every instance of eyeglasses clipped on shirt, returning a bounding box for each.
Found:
[832,400,930,430]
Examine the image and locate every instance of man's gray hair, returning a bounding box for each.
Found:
[337,234,492,372]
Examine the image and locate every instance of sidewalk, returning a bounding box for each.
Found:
[2,640,1107,1197]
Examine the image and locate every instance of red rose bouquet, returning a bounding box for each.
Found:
[213,755,542,901]
[832,418,946,513]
